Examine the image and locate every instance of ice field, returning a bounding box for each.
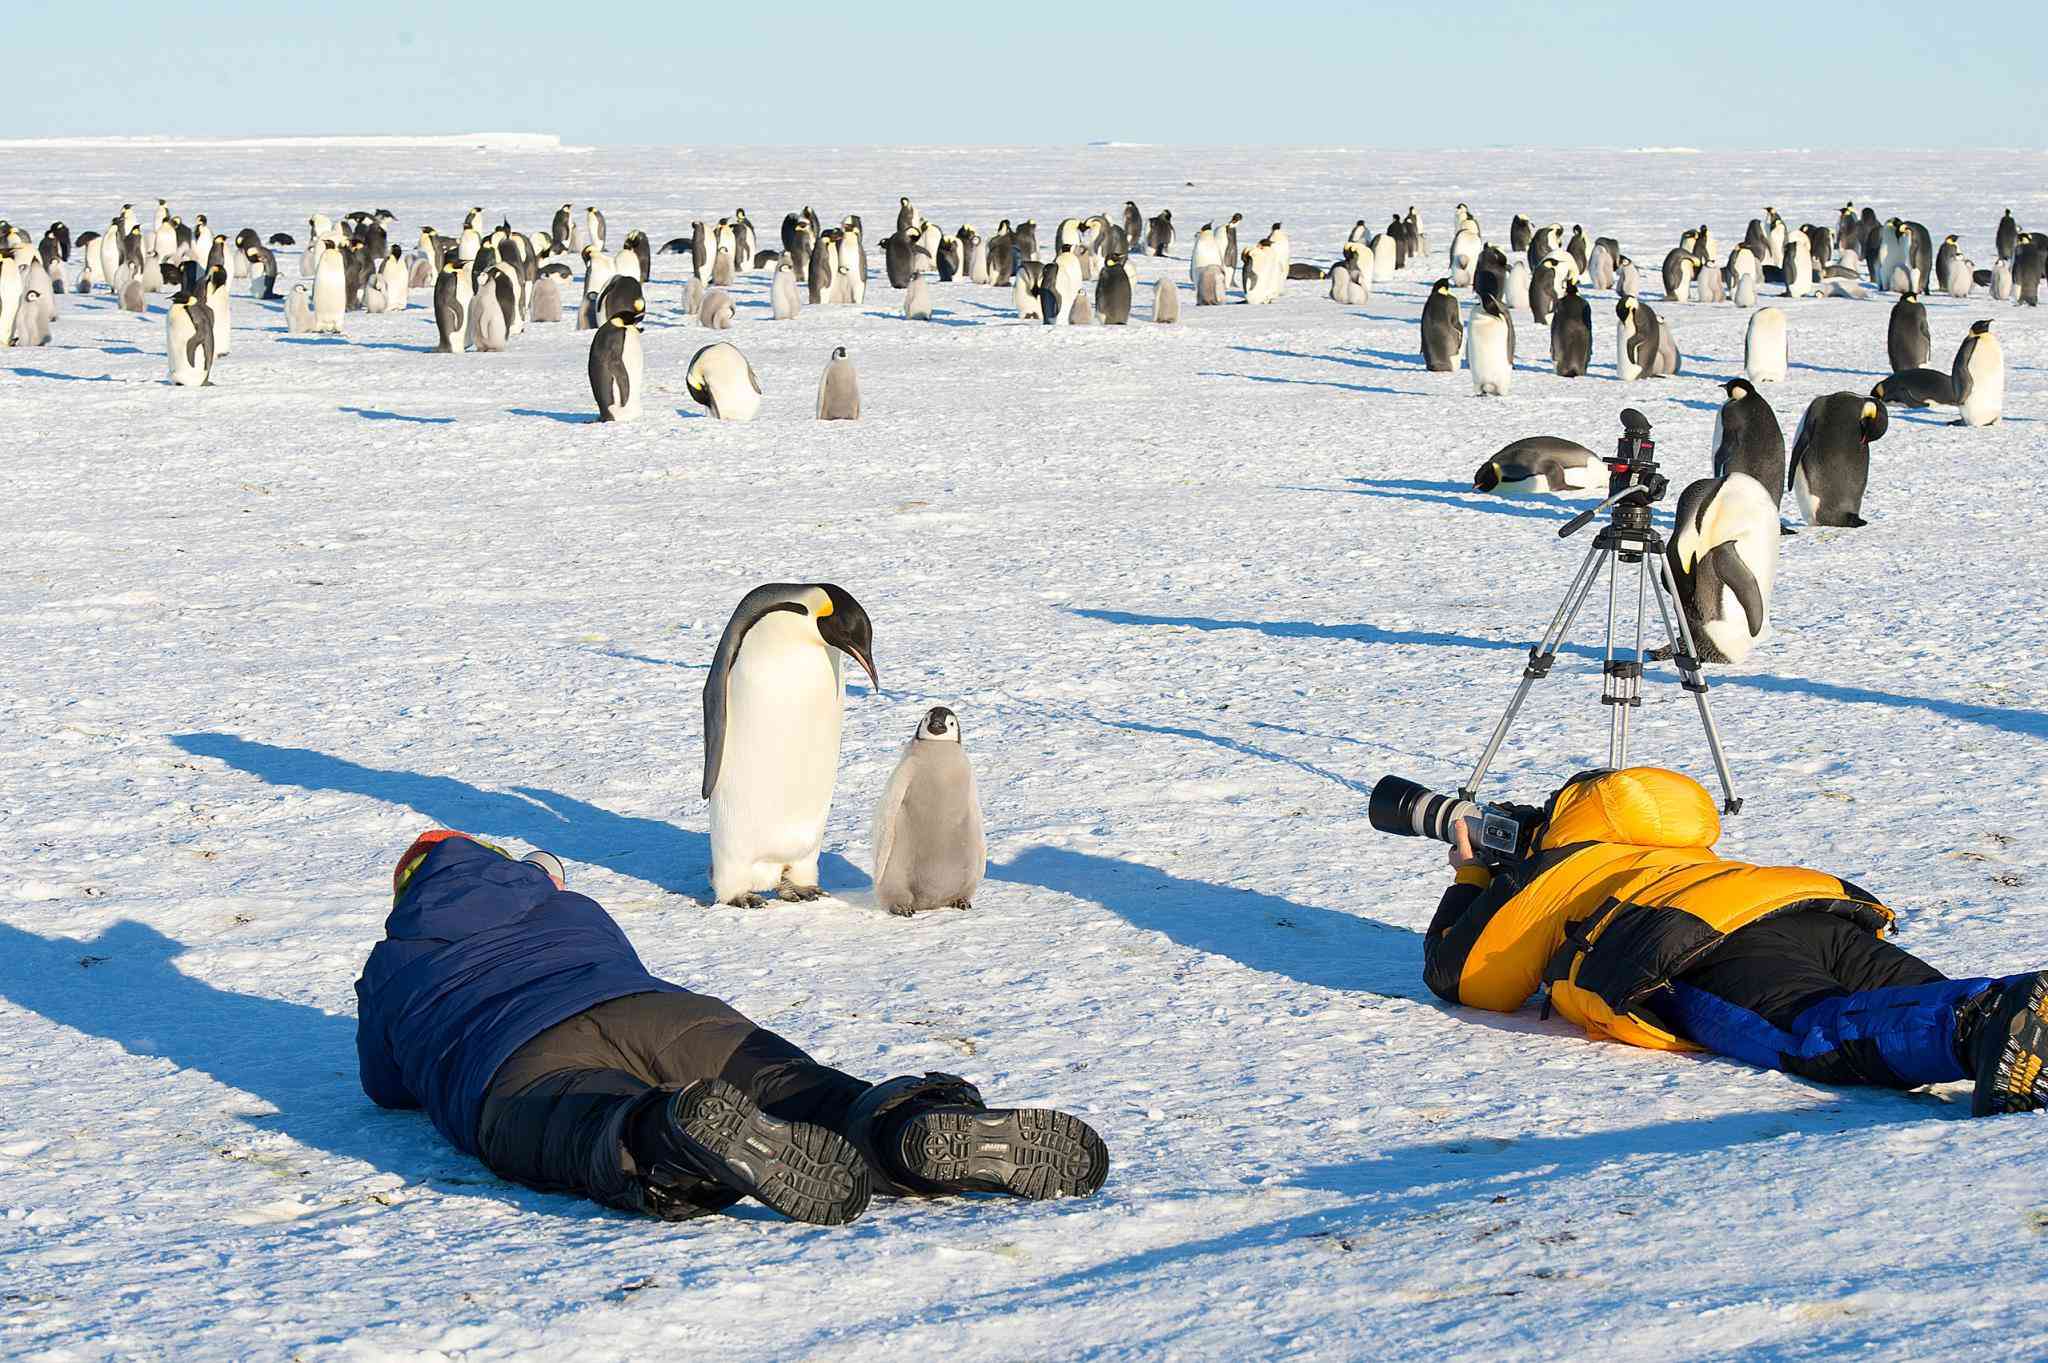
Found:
[3,141,2047,1360]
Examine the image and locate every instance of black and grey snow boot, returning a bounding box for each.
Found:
[1965,972,2048,1117]
[846,1072,1110,1201]
[638,1078,871,1225]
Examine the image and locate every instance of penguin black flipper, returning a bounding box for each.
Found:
[1706,541,1767,638]
[702,587,810,799]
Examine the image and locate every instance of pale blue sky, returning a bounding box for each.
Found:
[13,3,2042,147]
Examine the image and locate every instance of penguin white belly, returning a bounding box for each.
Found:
[311,253,345,331]
[1467,315,1512,396]
[1960,351,2004,426]
[708,630,845,897]
[1703,598,1755,664]
[1372,235,1397,279]
[1791,462,1818,525]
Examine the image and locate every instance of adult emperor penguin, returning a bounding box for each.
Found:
[1952,319,2003,427]
[311,243,345,333]
[1615,297,1655,382]
[165,290,215,387]
[686,341,764,421]
[0,259,20,347]
[1997,210,2020,262]
[1887,292,1929,371]
[1712,378,1788,523]
[585,206,607,256]
[817,346,860,420]
[1550,279,1592,377]
[1189,222,1222,284]
[1788,393,1886,528]
[1872,369,1957,408]
[1472,437,1600,494]
[1096,253,1132,324]
[202,262,232,358]
[1466,293,1513,396]
[1662,472,1779,665]
[870,706,986,917]
[432,261,469,352]
[2016,239,2047,305]
[1421,279,1463,371]
[702,583,880,907]
[1153,276,1180,323]
[285,283,314,333]
[245,244,279,299]
[1146,209,1174,257]
[1744,306,1787,383]
[770,257,801,319]
[587,312,644,422]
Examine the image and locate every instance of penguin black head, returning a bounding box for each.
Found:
[1969,319,1994,336]
[812,584,878,691]
[1722,378,1753,400]
[1473,461,1502,493]
[1871,381,1887,400]
[917,707,961,742]
[1860,399,1889,442]
[1432,278,1452,294]
[832,345,847,359]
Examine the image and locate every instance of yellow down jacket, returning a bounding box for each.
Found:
[1422,768,1893,1050]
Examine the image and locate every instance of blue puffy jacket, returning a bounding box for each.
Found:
[354,832,680,1152]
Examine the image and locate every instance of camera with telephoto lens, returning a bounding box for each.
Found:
[1368,776,1540,866]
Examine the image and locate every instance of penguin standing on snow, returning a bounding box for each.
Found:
[1887,293,1929,371]
[1146,209,1174,257]
[433,262,469,352]
[285,283,314,333]
[165,290,215,387]
[1789,393,1886,527]
[817,346,860,420]
[1153,276,1180,323]
[702,583,880,907]
[870,707,986,917]
[770,257,801,320]
[1744,307,1787,384]
[1466,293,1513,396]
[686,341,764,421]
[1550,280,1591,377]
[1661,473,1780,665]
[1421,279,1463,371]
[1096,253,1132,324]
[1952,319,2003,427]
[311,245,345,333]
[468,266,516,352]
[1472,437,1600,495]
[1615,297,1659,382]
[1712,377,1788,527]
[588,312,644,422]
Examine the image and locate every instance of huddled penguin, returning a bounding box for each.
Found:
[1789,393,1886,528]
[1887,293,1929,371]
[700,287,737,329]
[1096,253,1132,325]
[686,341,764,421]
[1420,279,1463,371]
[530,270,563,323]
[1663,473,1780,665]
[1465,293,1513,396]
[12,289,51,347]
[870,707,986,917]
[587,312,644,422]
[285,282,314,333]
[1744,306,1787,383]
[165,290,215,387]
[1550,279,1592,377]
[1712,377,1788,526]
[1953,319,2003,427]
[702,583,879,906]
[1472,437,1600,495]
[817,346,860,420]
[1153,276,1180,323]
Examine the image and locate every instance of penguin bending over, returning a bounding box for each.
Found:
[1473,437,1600,494]
[703,584,879,907]
[588,312,644,422]
[687,341,764,421]
[1421,279,1463,371]
[1789,394,1885,527]
[871,707,986,917]
[1662,473,1780,665]
[1712,377,1788,528]
[817,346,860,420]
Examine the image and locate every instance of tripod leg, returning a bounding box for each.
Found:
[1602,542,1623,767]
[1463,542,1609,801]
[1613,551,1650,768]
[1647,553,1743,813]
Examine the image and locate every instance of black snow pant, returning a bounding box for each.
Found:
[1663,908,1995,1089]
[476,990,871,1219]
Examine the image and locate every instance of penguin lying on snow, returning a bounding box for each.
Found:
[1789,393,1886,527]
[1872,369,1956,408]
[871,707,986,917]
[703,584,879,907]
[1659,472,1780,665]
[1472,437,1600,495]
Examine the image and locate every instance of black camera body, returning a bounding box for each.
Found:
[1607,407,1669,506]
[1368,776,1542,867]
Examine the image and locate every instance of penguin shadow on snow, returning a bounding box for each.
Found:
[1230,344,1417,376]
[279,335,348,348]
[340,405,455,425]
[169,732,861,898]
[1201,370,1418,399]
[0,916,620,1218]
[7,366,115,383]
[863,309,981,328]
[1327,477,1585,524]
[508,407,597,425]
[1789,359,1884,379]
[1066,606,1604,663]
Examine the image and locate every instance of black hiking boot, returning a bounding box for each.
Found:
[1967,972,2048,1117]
[652,1079,871,1225]
[847,1072,1109,1200]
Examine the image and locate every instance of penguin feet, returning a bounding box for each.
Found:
[946,899,974,912]
[777,879,826,903]
[723,892,768,908]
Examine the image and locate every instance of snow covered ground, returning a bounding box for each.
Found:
[3,144,2046,1361]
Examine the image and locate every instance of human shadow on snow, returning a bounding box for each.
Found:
[0,917,599,1218]
[169,732,862,898]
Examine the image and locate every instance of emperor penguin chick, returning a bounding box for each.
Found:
[870,707,986,917]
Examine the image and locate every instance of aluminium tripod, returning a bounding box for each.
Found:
[1459,464,1743,815]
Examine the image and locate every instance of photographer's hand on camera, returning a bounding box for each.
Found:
[1447,820,1479,873]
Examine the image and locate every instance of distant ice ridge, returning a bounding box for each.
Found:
[0,132,568,150]
[1622,146,1703,154]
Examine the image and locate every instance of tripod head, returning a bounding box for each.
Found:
[1560,408,1671,541]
